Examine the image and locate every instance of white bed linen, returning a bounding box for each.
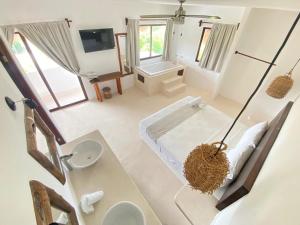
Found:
[139,97,247,184]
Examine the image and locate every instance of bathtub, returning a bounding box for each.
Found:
[135,61,185,95]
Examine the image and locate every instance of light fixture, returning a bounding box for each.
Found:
[5,96,37,111]
[266,57,300,99]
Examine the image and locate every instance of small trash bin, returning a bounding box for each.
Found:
[102,87,112,99]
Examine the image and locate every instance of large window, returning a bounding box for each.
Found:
[139,25,166,60]
[12,33,87,112]
[195,27,211,62]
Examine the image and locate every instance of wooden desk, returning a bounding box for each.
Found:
[89,72,123,102]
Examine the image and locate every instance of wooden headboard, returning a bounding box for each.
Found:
[216,101,294,210]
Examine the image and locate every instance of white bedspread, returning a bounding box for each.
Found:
[139,96,247,183]
[158,105,246,180]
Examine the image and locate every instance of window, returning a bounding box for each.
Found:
[139,25,166,60]
[12,33,87,111]
[195,27,211,62]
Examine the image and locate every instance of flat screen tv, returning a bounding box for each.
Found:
[79,28,115,53]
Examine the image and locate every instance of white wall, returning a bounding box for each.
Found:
[0,62,84,224]
[171,5,245,96]
[211,95,300,225]
[145,0,300,11]
[0,0,171,99]
[219,8,300,121]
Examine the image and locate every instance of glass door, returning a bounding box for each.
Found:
[11,33,87,112]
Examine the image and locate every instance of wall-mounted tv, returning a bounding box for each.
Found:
[79,28,115,53]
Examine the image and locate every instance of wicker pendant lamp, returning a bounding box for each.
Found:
[184,13,300,194]
[266,57,300,99]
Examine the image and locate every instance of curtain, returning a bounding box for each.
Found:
[1,26,15,46]
[16,21,81,76]
[162,19,174,61]
[126,19,140,70]
[199,23,238,72]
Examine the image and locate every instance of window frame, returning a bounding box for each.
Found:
[139,24,166,61]
[195,27,212,62]
[13,32,88,112]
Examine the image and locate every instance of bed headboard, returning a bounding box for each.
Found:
[216,101,294,210]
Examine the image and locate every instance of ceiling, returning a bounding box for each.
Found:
[143,0,300,10]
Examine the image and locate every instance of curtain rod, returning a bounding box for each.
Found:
[199,20,240,29]
[0,18,72,28]
[125,17,167,25]
[64,18,72,28]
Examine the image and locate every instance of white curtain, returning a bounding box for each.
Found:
[16,21,81,76]
[199,23,238,72]
[162,19,174,61]
[126,19,140,71]
[1,26,15,46]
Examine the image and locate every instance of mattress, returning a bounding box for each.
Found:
[139,97,247,183]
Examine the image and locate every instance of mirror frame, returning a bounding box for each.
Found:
[29,180,79,225]
[24,105,66,184]
[115,32,133,76]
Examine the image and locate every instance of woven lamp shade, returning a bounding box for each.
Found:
[266,72,294,99]
[184,142,229,194]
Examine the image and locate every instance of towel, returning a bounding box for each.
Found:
[80,191,104,214]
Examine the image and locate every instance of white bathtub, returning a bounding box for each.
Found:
[137,61,184,77]
[135,61,185,95]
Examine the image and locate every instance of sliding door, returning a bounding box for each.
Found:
[12,33,88,112]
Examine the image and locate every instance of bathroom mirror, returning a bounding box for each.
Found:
[115,32,133,75]
[24,105,66,184]
[29,180,79,225]
[51,207,71,225]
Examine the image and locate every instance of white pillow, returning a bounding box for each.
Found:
[238,121,268,149]
[221,121,268,186]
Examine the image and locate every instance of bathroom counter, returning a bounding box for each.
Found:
[61,130,161,225]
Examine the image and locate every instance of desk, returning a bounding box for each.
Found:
[89,72,123,102]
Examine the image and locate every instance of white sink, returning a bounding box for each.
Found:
[69,140,103,169]
[102,201,145,225]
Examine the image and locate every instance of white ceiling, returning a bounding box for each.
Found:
[143,0,300,10]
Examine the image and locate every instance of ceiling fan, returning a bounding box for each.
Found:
[140,0,221,24]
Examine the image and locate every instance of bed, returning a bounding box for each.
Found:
[140,96,293,210]
[139,96,247,183]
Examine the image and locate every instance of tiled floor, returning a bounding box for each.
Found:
[52,86,242,225]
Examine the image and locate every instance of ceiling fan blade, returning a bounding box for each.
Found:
[140,15,175,19]
[184,15,221,19]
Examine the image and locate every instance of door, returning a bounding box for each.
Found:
[11,32,88,112]
[0,36,65,144]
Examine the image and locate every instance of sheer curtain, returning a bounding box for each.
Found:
[162,19,174,61]
[126,19,140,71]
[199,23,238,72]
[1,26,15,46]
[16,21,82,77]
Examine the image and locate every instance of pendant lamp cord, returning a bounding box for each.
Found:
[215,12,300,155]
[289,57,300,74]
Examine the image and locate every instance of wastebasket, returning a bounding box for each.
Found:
[102,87,112,99]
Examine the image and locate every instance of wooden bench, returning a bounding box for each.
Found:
[89,71,123,102]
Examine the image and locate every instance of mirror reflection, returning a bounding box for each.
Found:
[51,207,71,225]
[115,33,132,75]
[24,105,66,184]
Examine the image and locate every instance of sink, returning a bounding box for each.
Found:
[102,201,145,225]
[69,140,103,169]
